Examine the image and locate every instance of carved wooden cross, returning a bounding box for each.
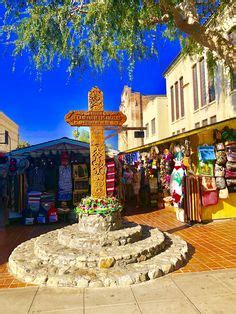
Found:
[65,87,127,198]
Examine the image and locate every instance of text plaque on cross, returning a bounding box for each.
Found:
[65,87,127,198]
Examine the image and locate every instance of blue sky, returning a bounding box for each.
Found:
[0,14,180,149]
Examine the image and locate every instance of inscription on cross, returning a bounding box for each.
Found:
[65,87,127,198]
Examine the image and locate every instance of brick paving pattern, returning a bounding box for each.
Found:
[0,207,235,289]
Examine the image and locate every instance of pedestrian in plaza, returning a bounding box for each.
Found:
[122,166,133,205]
[133,167,141,208]
[0,166,9,227]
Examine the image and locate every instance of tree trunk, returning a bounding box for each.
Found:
[171,6,235,70]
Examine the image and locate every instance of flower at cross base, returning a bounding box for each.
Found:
[74,196,123,216]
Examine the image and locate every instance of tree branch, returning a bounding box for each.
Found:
[171,4,235,70]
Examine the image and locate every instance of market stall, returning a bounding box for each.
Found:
[1,137,90,224]
[122,118,236,223]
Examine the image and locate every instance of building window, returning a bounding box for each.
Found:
[179,77,185,117]
[195,122,200,128]
[151,118,156,135]
[182,128,185,133]
[228,27,236,45]
[175,81,180,120]
[177,130,180,134]
[199,58,207,107]
[202,119,208,126]
[208,67,216,103]
[170,86,175,122]
[210,115,217,124]
[230,70,236,91]
[145,123,149,138]
[228,28,236,91]
[192,64,199,110]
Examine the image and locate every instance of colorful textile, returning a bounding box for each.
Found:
[28,191,42,212]
[58,165,72,201]
[106,160,116,196]
[170,165,185,205]
[28,166,45,192]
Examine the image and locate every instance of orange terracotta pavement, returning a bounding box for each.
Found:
[0,207,236,289]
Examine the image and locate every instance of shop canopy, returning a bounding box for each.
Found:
[9,137,90,158]
[124,118,236,154]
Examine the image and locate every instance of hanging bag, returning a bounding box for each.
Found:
[227,152,236,162]
[198,146,216,161]
[216,151,227,165]
[225,170,236,179]
[216,177,226,189]
[214,165,225,177]
[201,176,218,207]
[226,162,236,171]
[201,176,217,192]
[219,187,229,199]
[201,190,218,207]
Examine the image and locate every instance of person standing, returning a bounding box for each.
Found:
[133,168,141,208]
[0,167,9,227]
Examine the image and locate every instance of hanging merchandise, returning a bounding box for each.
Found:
[221,127,236,142]
[219,187,229,199]
[58,165,73,201]
[198,146,216,162]
[216,143,225,151]
[201,176,217,191]
[47,204,58,223]
[184,176,202,222]
[198,160,214,176]
[226,162,236,171]
[200,176,218,207]
[106,159,116,196]
[45,157,58,192]
[160,149,174,194]
[9,158,17,173]
[17,158,30,175]
[73,164,88,179]
[27,163,46,192]
[27,191,42,213]
[170,159,185,207]
[226,151,236,162]
[215,164,225,177]
[37,207,47,224]
[197,146,215,176]
[216,177,226,189]
[216,151,227,166]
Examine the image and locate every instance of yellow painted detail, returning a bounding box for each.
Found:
[202,193,236,221]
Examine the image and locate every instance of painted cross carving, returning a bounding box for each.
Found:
[65,87,127,198]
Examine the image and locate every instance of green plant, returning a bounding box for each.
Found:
[75,196,123,216]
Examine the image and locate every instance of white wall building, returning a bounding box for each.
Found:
[164,7,235,136]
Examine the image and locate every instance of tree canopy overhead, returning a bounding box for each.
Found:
[0,0,235,77]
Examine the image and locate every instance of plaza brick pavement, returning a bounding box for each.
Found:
[0,206,236,289]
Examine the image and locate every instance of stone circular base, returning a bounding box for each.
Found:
[8,219,189,288]
[77,211,122,233]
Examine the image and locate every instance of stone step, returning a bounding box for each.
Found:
[8,232,189,288]
[34,228,166,268]
[58,223,142,249]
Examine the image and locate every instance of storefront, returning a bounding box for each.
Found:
[121,118,236,223]
[0,137,90,225]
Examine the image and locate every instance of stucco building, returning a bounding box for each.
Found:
[164,6,235,136]
[118,86,168,151]
[0,112,19,152]
[118,6,235,152]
